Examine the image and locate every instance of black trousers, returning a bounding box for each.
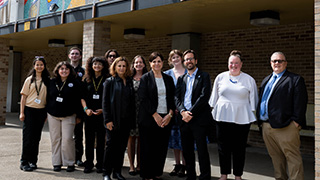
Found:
[74,118,84,161]
[103,125,130,175]
[216,121,251,176]
[139,122,171,179]
[180,122,211,180]
[84,114,106,168]
[20,106,46,165]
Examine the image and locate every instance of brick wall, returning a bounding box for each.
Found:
[110,36,173,70]
[21,47,69,84]
[200,22,314,104]
[315,0,320,178]
[0,38,9,125]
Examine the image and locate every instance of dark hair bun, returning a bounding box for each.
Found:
[230,50,242,57]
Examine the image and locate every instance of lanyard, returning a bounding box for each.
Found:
[34,80,43,97]
[92,76,103,93]
[55,81,66,96]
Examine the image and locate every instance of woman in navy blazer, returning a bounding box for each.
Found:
[138,52,175,180]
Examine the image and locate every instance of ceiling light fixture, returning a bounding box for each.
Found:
[250,10,280,26]
[48,39,65,47]
[123,28,145,40]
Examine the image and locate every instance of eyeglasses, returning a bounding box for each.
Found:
[108,55,117,58]
[271,59,286,64]
[185,58,194,62]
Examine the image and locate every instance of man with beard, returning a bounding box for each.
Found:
[175,49,213,180]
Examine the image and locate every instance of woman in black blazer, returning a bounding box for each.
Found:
[138,52,175,180]
[102,57,135,180]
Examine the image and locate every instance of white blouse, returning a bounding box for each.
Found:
[209,71,258,124]
[155,77,167,114]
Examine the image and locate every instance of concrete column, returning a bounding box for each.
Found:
[171,32,201,55]
[0,38,10,125]
[82,20,111,66]
[315,0,320,178]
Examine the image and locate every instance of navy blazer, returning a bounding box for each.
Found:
[257,70,308,128]
[138,70,175,128]
[175,69,213,126]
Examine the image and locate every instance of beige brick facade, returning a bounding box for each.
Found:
[82,20,111,66]
[315,0,320,178]
[0,38,9,125]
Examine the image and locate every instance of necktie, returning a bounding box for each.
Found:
[260,75,277,116]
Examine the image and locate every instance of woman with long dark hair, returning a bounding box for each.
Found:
[47,61,83,172]
[81,56,109,173]
[127,55,148,176]
[19,56,50,171]
[102,57,135,180]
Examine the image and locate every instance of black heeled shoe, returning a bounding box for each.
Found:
[113,172,126,180]
[169,164,181,176]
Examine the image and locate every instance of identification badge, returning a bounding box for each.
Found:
[56,97,63,102]
[93,94,100,99]
[34,98,41,104]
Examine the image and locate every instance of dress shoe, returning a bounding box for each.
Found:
[53,165,61,172]
[103,175,112,180]
[29,163,37,170]
[66,165,75,172]
[113,172,126,180]
[83,167,92,173]
[20,164,33,172]
[177,165,186,177]
[128,170,137,176]
[96,168,103,173]
[76,160,85,167]
[169,164,181,176]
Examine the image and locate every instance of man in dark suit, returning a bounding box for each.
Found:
[257,52,307,180]
[175,49,213,180]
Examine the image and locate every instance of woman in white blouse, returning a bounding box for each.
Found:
[209,50,258,180]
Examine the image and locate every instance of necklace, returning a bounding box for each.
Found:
[229,73,241,84]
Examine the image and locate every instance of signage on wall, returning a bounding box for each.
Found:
[0,0,8,10]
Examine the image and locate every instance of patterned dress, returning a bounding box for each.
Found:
[129,79,140,136]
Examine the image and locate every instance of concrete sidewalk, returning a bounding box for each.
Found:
[0,113,314,180]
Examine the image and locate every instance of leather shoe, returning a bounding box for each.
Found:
[20,164,33,172]
[83,167,92,173]
[66,165,75,172]
[96,168,103,173]
[103,175,112,180]
[53,165,61,172]
[113,172,126,180]
[76,160,85,167]
[29,163,37,170]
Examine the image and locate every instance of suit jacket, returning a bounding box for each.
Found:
[256,70,308,128]
[175,69,213,126]
[138,70,175,128]
[102,75,135,130]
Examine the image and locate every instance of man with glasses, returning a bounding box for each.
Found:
[257,51,307,180]
[175,49,213,180]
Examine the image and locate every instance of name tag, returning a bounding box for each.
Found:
[93,94,100,100]
[56,97,63,102]
[34,98,41,104]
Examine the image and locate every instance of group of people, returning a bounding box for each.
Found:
[19,47,308,180]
